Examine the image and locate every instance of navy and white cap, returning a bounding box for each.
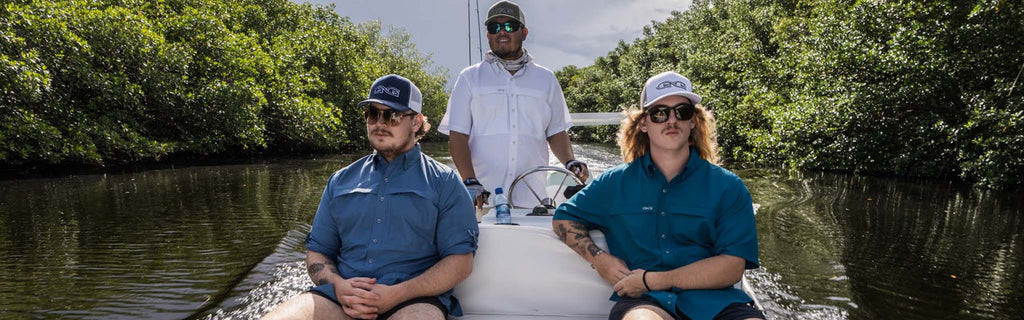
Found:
[358,74,423,113]
[641,71,702,107]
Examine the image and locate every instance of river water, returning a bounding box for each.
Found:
[0,142,1021,319]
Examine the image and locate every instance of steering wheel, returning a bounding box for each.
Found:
[507,166,585,212]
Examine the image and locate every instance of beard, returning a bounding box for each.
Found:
[369,127,414,157]
[493,45,522,60]
[490,37,523,60]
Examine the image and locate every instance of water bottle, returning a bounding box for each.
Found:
[494,187,512,225]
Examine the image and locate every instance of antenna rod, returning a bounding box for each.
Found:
[476,0,483,60]
[467,0,472,64]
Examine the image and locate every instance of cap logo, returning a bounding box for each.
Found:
[656,81,688,91]
[373,85,401,98]
[497,7,515,15]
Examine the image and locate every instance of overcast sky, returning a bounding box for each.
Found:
[296,0,692,87]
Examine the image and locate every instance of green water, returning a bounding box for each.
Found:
[0,142,1021,319]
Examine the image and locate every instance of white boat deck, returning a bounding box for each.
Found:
[454,209,614,319]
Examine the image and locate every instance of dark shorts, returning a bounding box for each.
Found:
[608,296,765,320]
[308,283,448,319]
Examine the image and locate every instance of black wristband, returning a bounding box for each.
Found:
[463,178,480,186]
[642,270,652,292]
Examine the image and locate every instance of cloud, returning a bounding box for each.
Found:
[295,0,691,86]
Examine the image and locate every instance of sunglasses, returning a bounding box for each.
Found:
[364,107,416,126]
[486,21,522,34]
[645,103,695,123]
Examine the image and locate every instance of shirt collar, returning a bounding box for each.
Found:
[640,147,704,182]
[372,143,422,170]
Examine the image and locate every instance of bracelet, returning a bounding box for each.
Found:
[642,270,651,292]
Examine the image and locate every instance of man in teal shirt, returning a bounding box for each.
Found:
[553,71,764,320]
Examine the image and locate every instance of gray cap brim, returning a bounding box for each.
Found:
[643,91,702,107]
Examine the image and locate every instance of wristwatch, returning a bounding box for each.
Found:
[463,178,480,186]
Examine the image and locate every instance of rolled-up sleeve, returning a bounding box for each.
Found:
[435,172,479,257]
[712,180,760,269]
[553,173,609,230]
[439,70,473,135]
[305,177,341,263]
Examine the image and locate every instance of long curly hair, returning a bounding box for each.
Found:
[617,104,720,164]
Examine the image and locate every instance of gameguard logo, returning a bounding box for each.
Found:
[373,86,401,98]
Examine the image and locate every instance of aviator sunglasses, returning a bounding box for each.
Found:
[646,103,695,123]
[364,107,416,126]
[486,21,522,34]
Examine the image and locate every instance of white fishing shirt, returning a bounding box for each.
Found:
[439,59,573,207]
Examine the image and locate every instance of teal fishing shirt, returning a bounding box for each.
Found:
[553,148,759,320]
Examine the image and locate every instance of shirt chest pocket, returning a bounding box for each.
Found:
[471,87,509,136]
[668,210,715,249]
[511,87,549,137]
[385,188,439,245]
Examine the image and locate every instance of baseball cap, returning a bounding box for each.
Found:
[640,71,702,107]
[357,74,423,113]
[485,1,526,26]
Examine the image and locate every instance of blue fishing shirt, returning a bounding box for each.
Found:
[305,144,479,316]
[553,148,759,320]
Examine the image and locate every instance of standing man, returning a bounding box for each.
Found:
[440,0,589,209]
[552,72,765,320]
[263,75,479,320]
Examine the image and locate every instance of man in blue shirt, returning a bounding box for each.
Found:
[553,72,765,320]
[263,75,479,320]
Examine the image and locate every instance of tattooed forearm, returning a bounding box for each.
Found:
[307,261,340,285]
[555,224,569,242]
[307,263,325,276]
[557,221,600,259]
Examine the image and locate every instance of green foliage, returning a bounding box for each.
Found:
[557,0,1024,189]
[0,0,447,166]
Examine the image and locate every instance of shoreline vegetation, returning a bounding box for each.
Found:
[558,0,1023,190]
[2,0,1022,189]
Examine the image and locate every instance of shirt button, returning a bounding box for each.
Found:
[662,188,667,193]
[368,258,374,264]
[665,250,670,254]
[661,234,667,239]
[660,212,666,216]
[384,178,389,183]
[379,196,384,201]
[376,218,382,224]
[372,239,378,244]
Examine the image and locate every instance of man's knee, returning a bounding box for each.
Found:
[387,302,445,320]
[621,305,674,320]
[262,292,349,320]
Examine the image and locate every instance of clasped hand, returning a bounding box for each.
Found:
[335,278,404,319]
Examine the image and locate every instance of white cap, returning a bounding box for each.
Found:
[641,71,702,107]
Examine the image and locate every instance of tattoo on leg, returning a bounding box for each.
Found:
[587,243,602,257]
[317,278,330,286]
